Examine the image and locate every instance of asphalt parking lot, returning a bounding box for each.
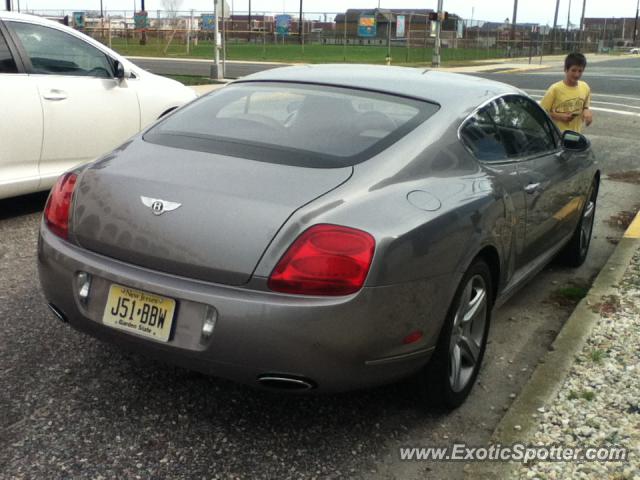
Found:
[1,61,640,479]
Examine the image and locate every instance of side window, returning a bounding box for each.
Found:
[8,21,113,78]
[0,29,18,73]
[486,96,557,158]
[460,108,508,161]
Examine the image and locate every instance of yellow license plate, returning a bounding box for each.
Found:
[102,284,176,342]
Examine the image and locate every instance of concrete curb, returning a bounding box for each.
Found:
[465,210,640,479]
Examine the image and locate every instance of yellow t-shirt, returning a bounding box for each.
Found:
[539,80,591,133]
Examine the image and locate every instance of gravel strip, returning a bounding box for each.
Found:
[518,249,640,479]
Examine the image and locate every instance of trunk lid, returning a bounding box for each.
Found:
[72,140,352,285]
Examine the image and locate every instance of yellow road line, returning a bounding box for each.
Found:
[624,211,640,239]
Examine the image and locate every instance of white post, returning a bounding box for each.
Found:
[187,9,193,54]
[211,0,222,80]
[108,16,112,48]
[432,0,443,67]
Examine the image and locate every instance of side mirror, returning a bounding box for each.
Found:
[562,130,590,152]
[114,60,126,81]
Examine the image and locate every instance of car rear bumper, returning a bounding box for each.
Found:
[38,225,451,392]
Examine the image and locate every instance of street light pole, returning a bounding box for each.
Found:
[511,0,518,41]
[431,0,443,67]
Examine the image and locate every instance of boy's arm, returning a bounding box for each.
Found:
[583,84,593,126]
[540,85,573,123]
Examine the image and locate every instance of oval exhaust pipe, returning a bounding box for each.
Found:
[257,374,316,391]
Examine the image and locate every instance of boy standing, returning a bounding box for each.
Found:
[540,53,593,133]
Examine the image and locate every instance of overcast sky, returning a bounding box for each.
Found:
[6,0,640,25]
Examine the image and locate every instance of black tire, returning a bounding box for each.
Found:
[418,259,493,410]
[557,178,598,268]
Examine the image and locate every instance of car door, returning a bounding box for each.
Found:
[487,95,580,267]
[459,105,527,282]
[0,21,43,199]
[6,20,141,189]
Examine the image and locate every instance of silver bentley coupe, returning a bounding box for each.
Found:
[38,65,598,409]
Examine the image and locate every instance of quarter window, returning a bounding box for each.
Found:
[8,21,113,78]
[485,96,557,158]
[0,30,18,73]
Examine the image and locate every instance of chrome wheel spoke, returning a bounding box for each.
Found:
[459,334,480,366]
[455,282,473,327]
[580,199,595,253]
[449,344,462,391]
[463,287,486,326]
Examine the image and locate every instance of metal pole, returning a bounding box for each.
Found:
[634,0,639,45]
[222,0,226,78]
[566,0,572,46]
[343,11,347,62]
[387,12,391,63]
[580,0,587,49]
[299,0,303,44]
[511,0,518,41]
[211,0,222,80]
[431,0,443,67]
[248,0,251,43]
[552,0,560,51]
[187,9,192,54]
[406,13,412,63]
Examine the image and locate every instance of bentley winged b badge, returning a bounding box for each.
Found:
[140,196,182,216]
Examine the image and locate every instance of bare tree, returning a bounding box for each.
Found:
[162,0,183,26]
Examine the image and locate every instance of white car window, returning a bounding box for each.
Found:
[9,21,113,78]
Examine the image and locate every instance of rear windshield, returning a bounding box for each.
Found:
[144,82,439,168]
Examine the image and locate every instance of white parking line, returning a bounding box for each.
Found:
[527,94,640,110]
[586,107,640,117]
[527,93,640,117]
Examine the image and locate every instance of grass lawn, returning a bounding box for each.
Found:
[105,37,506,66]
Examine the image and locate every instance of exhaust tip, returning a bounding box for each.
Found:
[48,303,68,323]
[257,374,316,391]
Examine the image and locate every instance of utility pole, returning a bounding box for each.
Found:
[299,0,303,45]
[580,0,587,49]
[634,0,639,45]
[5,0,10,10]
[551,0,560,51]
[431,0,443,67]
[566,0,572,46]
[511,0,518,41]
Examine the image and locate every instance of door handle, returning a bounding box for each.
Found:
[524,183,541,194]
[43,89,68,101]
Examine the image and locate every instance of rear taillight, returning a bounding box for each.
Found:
[268,224,375,296]
[44,172,78,240]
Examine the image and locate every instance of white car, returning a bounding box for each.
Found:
[0,12,197,199]
[630,48,639,54]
